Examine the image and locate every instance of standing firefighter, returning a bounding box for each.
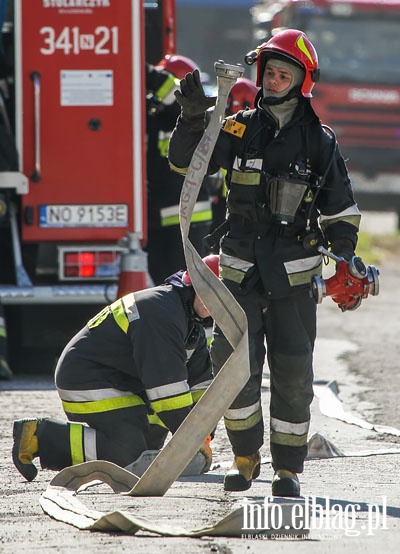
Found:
[12,256,219,481]
[168,30,362,496]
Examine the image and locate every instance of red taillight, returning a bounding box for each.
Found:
[62,250,120,279]
[64,252,95,277]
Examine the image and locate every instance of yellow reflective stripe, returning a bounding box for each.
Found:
[220,265,246,284]
[148,413,168,429]
[220,254,254,284]
[286,262,323,286]
[320,205,361,231]
[158,137,169,157]
[151,391,193,413]
[320,214,361,231]
[110,297,129,333]
[62,394,145,415]
[0,328,6,338]
[161,209,212,227]
[231,169,261,185]
[270,431,308,447]
[343,214,361,227]
[168,160,188,175]
[70,423,84,465]
[87,306,110,329]
[191,209,213,222]
[191,389,206,404]
[156,73,176,101]
[224,409,262,431]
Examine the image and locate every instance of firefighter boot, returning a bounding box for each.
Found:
[272,469,300,497]
[224,452,261,491]
[12,419,40,481]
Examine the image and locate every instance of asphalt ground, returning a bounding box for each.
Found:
[0,214,399,553]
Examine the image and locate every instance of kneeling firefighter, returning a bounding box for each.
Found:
[12,255,219,481]
[168,29,363,496]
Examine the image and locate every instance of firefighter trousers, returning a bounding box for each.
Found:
[36,398,168,471]
[210,282,316,473]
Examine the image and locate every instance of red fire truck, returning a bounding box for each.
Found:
[251,0,400,179]
[0,0,176,372]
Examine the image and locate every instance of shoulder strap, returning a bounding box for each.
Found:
[233,110,265,161]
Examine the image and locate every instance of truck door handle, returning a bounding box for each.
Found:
[30,71,42,182]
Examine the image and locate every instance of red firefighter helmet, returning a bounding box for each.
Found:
[182,255,220,285]
[155,54,198,80]
[226,77,259,115]
[255,29,319,98]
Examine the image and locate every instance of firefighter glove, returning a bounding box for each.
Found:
[330,239,355,261]
[175,69,216,129]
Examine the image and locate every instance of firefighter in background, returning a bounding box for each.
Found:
[168,30,362,497]
[145,55,212,285]
[12,255,219,481]
[0,33,19,380]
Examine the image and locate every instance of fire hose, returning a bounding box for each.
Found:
[311,246,380,311]
[126,61,247,496]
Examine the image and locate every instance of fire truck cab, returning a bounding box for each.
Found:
[0,0,176,372]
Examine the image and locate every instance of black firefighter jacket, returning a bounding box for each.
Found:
[168,97,361,298]
[55,273,213,434]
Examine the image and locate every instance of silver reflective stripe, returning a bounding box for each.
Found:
[161,200,211,219]
[186,348,194,360]
[225,399,261,420]
[122,294,140,323]
[220,253,254,284]
[146,380,189,401]
[57,387,135,402]
[191,379,213,391]
[270,416,310,435]
[284,255,321,274]
[320,204,361,224]
[83,426,97,461]
[158,130,172,141]
[232,157,263,171]
[220,253,254,273]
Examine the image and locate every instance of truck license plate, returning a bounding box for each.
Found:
[39,204,129,227]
